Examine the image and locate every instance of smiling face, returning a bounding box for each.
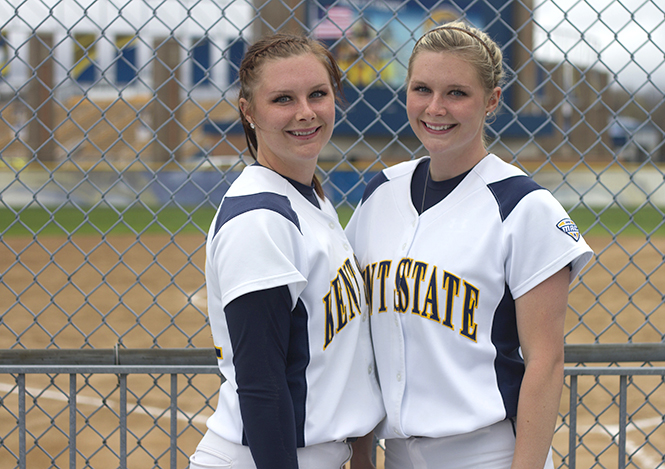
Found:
[407,50,500,180]
[239,53,336,185]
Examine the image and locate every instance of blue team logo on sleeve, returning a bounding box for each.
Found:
[556,218,581,242]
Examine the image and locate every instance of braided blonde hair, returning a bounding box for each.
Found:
[408,21,504,96]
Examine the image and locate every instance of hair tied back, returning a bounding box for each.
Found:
[417,25,497,70]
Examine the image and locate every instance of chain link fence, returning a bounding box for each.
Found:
[0,0,664,467]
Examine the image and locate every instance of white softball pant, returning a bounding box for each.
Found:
[384,419,555,469]
[189,429,352,469]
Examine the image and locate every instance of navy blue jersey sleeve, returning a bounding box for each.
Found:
[225,286,299,469]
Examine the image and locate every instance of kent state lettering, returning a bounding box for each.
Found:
[363,258,479,342]
[323,257,366,349]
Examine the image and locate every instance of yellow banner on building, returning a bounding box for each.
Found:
[73,33,97,82]
[0,30,9,77]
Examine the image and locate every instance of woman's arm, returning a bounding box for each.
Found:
[511,267,570,469]
[225,285,299,469]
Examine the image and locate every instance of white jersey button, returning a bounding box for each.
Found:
[368,365,373,374]
[396,373,401,381]
[343,243,349,251]
[402,243,407,250]
[328,222,335,229]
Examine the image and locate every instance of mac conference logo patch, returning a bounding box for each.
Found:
[557,218,580,242]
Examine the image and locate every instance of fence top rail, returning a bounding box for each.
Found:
[0,344,663,366]
[0,365,221,374]
[0,365,663,375]
[0,348,217,366]
[565,367,665,376]
[563,343,665,363]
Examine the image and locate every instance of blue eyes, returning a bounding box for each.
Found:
[412,86,466,97]
[272,90,328,103]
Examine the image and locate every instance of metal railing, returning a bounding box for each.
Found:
[1,345,664,469]
[562,344,665,469]
[0,349,220,469]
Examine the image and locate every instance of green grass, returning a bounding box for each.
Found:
[568,206,664,237]
[0,205,218,237]
[339,205,664,237]
[0,204,663,238]
[337,206,354,228]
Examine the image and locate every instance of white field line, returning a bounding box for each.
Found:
[2,381,662,466]
[576,416,664,468]
[191,290,207,309]
[0,382,211,426]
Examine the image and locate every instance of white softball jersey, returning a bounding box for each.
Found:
[346,154,593,440]
[205,164,384,447]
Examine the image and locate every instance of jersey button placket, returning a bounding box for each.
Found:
[390,309,407,437]
[401,217,418,254]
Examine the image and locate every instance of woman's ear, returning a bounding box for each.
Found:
[486,87,501,114]
[239,97,252,125]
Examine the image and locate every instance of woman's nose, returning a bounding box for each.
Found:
[426,95,447,116]
[297,101,316,121]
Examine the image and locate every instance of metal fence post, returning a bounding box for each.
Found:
[152,37,183,162]
[120,374,127,469]
[18,374,26,469]
[512,0,537,114]
[27,33,54,163]
[171,373,177,469]
[568,374,577,469]
[70,373,77,469]
[619,375,628,469]
[252,0,306,37]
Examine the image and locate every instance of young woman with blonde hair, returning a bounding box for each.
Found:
[346,22,593,469]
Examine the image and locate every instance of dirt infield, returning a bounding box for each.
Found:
[2,234,663,348]
[1,233,664,468]
[0,233,210,350]
[567,236,665,344]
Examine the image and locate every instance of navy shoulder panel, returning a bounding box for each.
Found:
[213,192,300,238]
[487,175,544,222]
[361,171,389,204]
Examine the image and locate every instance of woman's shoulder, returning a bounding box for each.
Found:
[384,158,425,179]
[473,154,551,221]
[360,158,424,204]
[227,164,290,197]
[211,167,300,239]
[474,153,528,182]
